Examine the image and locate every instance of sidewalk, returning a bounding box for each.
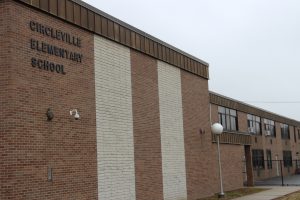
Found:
[233,186,300,200]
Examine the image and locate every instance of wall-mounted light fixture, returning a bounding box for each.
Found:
[70,109,80,120]
[46,108,54,121]
[199,128,206,135]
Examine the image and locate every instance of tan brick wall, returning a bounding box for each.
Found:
[0,1,97,199]
[158,61,188,200]
[131,50,164,200]
[94,35,136,200]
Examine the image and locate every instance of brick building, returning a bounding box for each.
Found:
[210,92,300,183]
[0,0,299,200]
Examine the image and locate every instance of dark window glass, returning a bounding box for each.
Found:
[298,130,300,140]
[230,116,236,131]
[264,119,276,137]
[281,124,290,140]
[266,150,272,169]
[247,114,261,135]
[283,151,292,167]
[252,149,264,169]
[218,106,238,132]
[226,116,231,130]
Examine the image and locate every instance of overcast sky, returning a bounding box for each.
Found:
[83,0,300,121]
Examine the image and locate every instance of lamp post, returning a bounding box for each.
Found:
[275,154,279,176]
[211,123,224,198]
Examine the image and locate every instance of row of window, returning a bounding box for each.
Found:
[218,106,299,140]
[252,149,293,169]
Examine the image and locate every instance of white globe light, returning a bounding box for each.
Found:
[211,123,223,135]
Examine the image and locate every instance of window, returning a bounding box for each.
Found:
[252,149,264,169]
[266,150,272,169]
[281,124,290,139]
[298,129,300,140]
[283,151,292,167]
[264,119,276,137]
[247,114,261,135]
[218,106,238,131]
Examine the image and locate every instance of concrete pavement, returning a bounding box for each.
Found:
[233,186,300,200]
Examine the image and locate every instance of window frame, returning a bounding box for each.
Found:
[247,114,262,135]
[264,119,276,137]
[252,149,265,169]
[283,150,292,168]
[281,124,290,140]
[218,106,238,132]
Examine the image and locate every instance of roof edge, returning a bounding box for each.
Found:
[73,0,209,67]
[16,0,209,79]
[209,91,300,127]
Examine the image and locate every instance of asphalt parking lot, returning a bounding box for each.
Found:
[255,174,300,186]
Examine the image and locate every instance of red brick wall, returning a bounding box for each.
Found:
[210,103,219,124]
[0,1,16,198]
[131,50,164,200]
[1,1,251,200]
[296,127,300,154]
[238,112,248,132]
[0,1,97,199]
[181,71,217,199]
[218,144,244,191]
[212,102,300,182]
[210,104,246,192]
[251,118,297,180]
[182,73,243,199]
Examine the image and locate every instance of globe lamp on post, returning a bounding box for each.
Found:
[211,123,224,198]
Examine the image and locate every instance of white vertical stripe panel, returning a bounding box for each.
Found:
[94,36,136,200]
[157,61,187,200]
